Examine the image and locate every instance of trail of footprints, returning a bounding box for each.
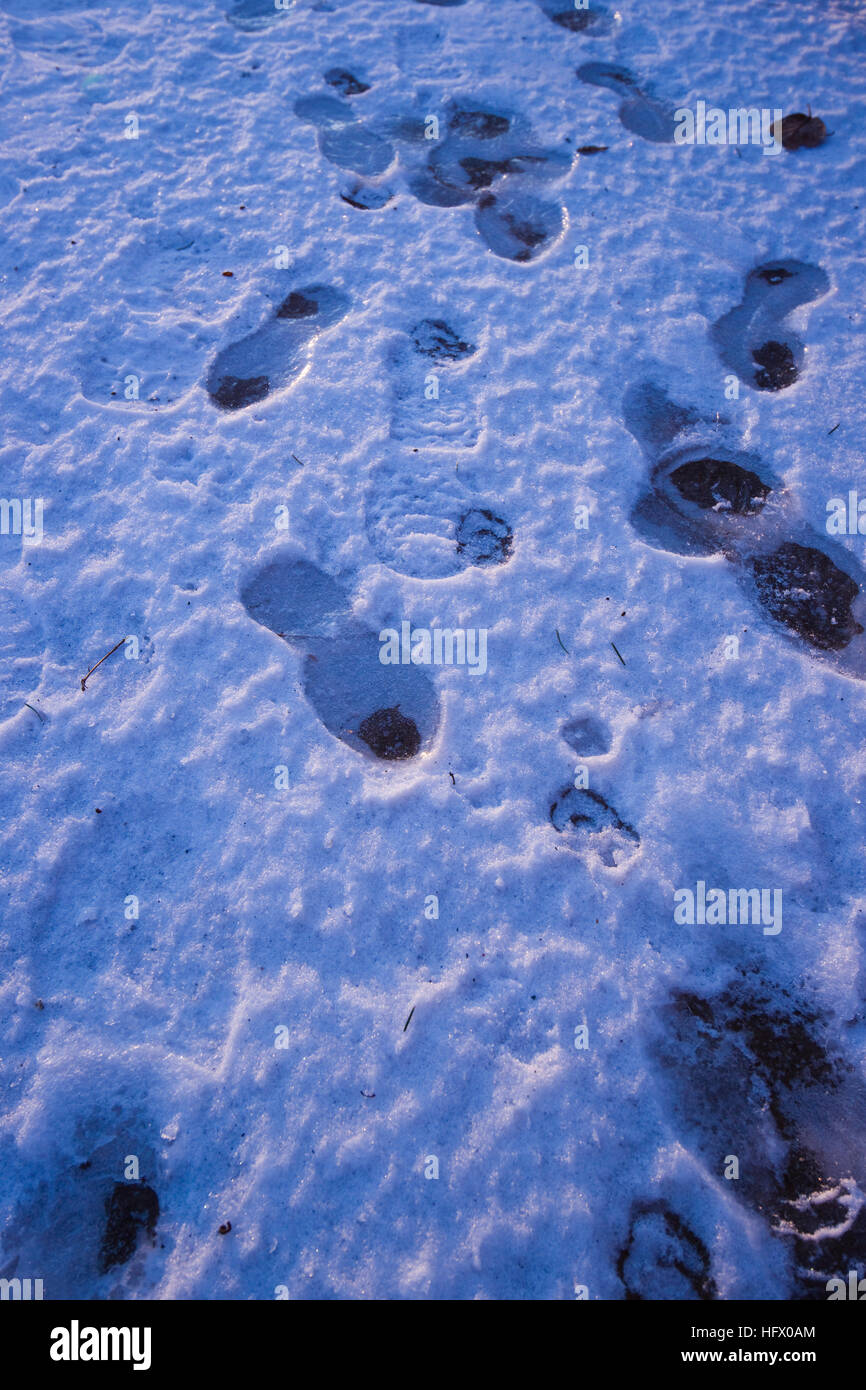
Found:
[292,76,574,261]
[624,262,866,679]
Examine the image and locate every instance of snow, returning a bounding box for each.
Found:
[1,0,866,1301]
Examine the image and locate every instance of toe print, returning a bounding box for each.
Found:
[240,556,439,759]
[205,283,349,411]
[668,458,771,516]
[711,259,830,393]
[357,706,422,760]
[410,318,476,361]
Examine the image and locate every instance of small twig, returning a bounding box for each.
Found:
[291,453,304,467]
[449,771,456,786]
[555,629,570,655]
[24,703,45,723]
[610,641,626,667]
[80,638,125,691]
[828,422,840,435]
[403,1005,416,1033]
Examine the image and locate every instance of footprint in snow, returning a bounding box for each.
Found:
[577,61,677,143]
[624,379,781,559]
[240,556,439,759]
[560,711,612,757]
[474,187,566,263]
[549,786,640,868]
[617,1200,716,1300]
[294,93,395,177]
[624,378,866,674]
[365,318,513,578]
[534,0,612,34]
[388,316,481,449]
[205,283,349,411]
[398,99,571,260]
[711,259,830,393]
[226,0,293,29]
[0,1073,161,1297]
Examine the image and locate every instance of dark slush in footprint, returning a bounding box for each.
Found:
[711,260,830,393]
[241,556,439,759]
[205,284,349,411]
[456,509,513,566]
[749,542,864,652]
[411,317,476,361]
[99,1182,159,1274]
[324,68,370,97]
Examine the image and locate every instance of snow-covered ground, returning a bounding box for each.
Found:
[1,0,866,1301]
